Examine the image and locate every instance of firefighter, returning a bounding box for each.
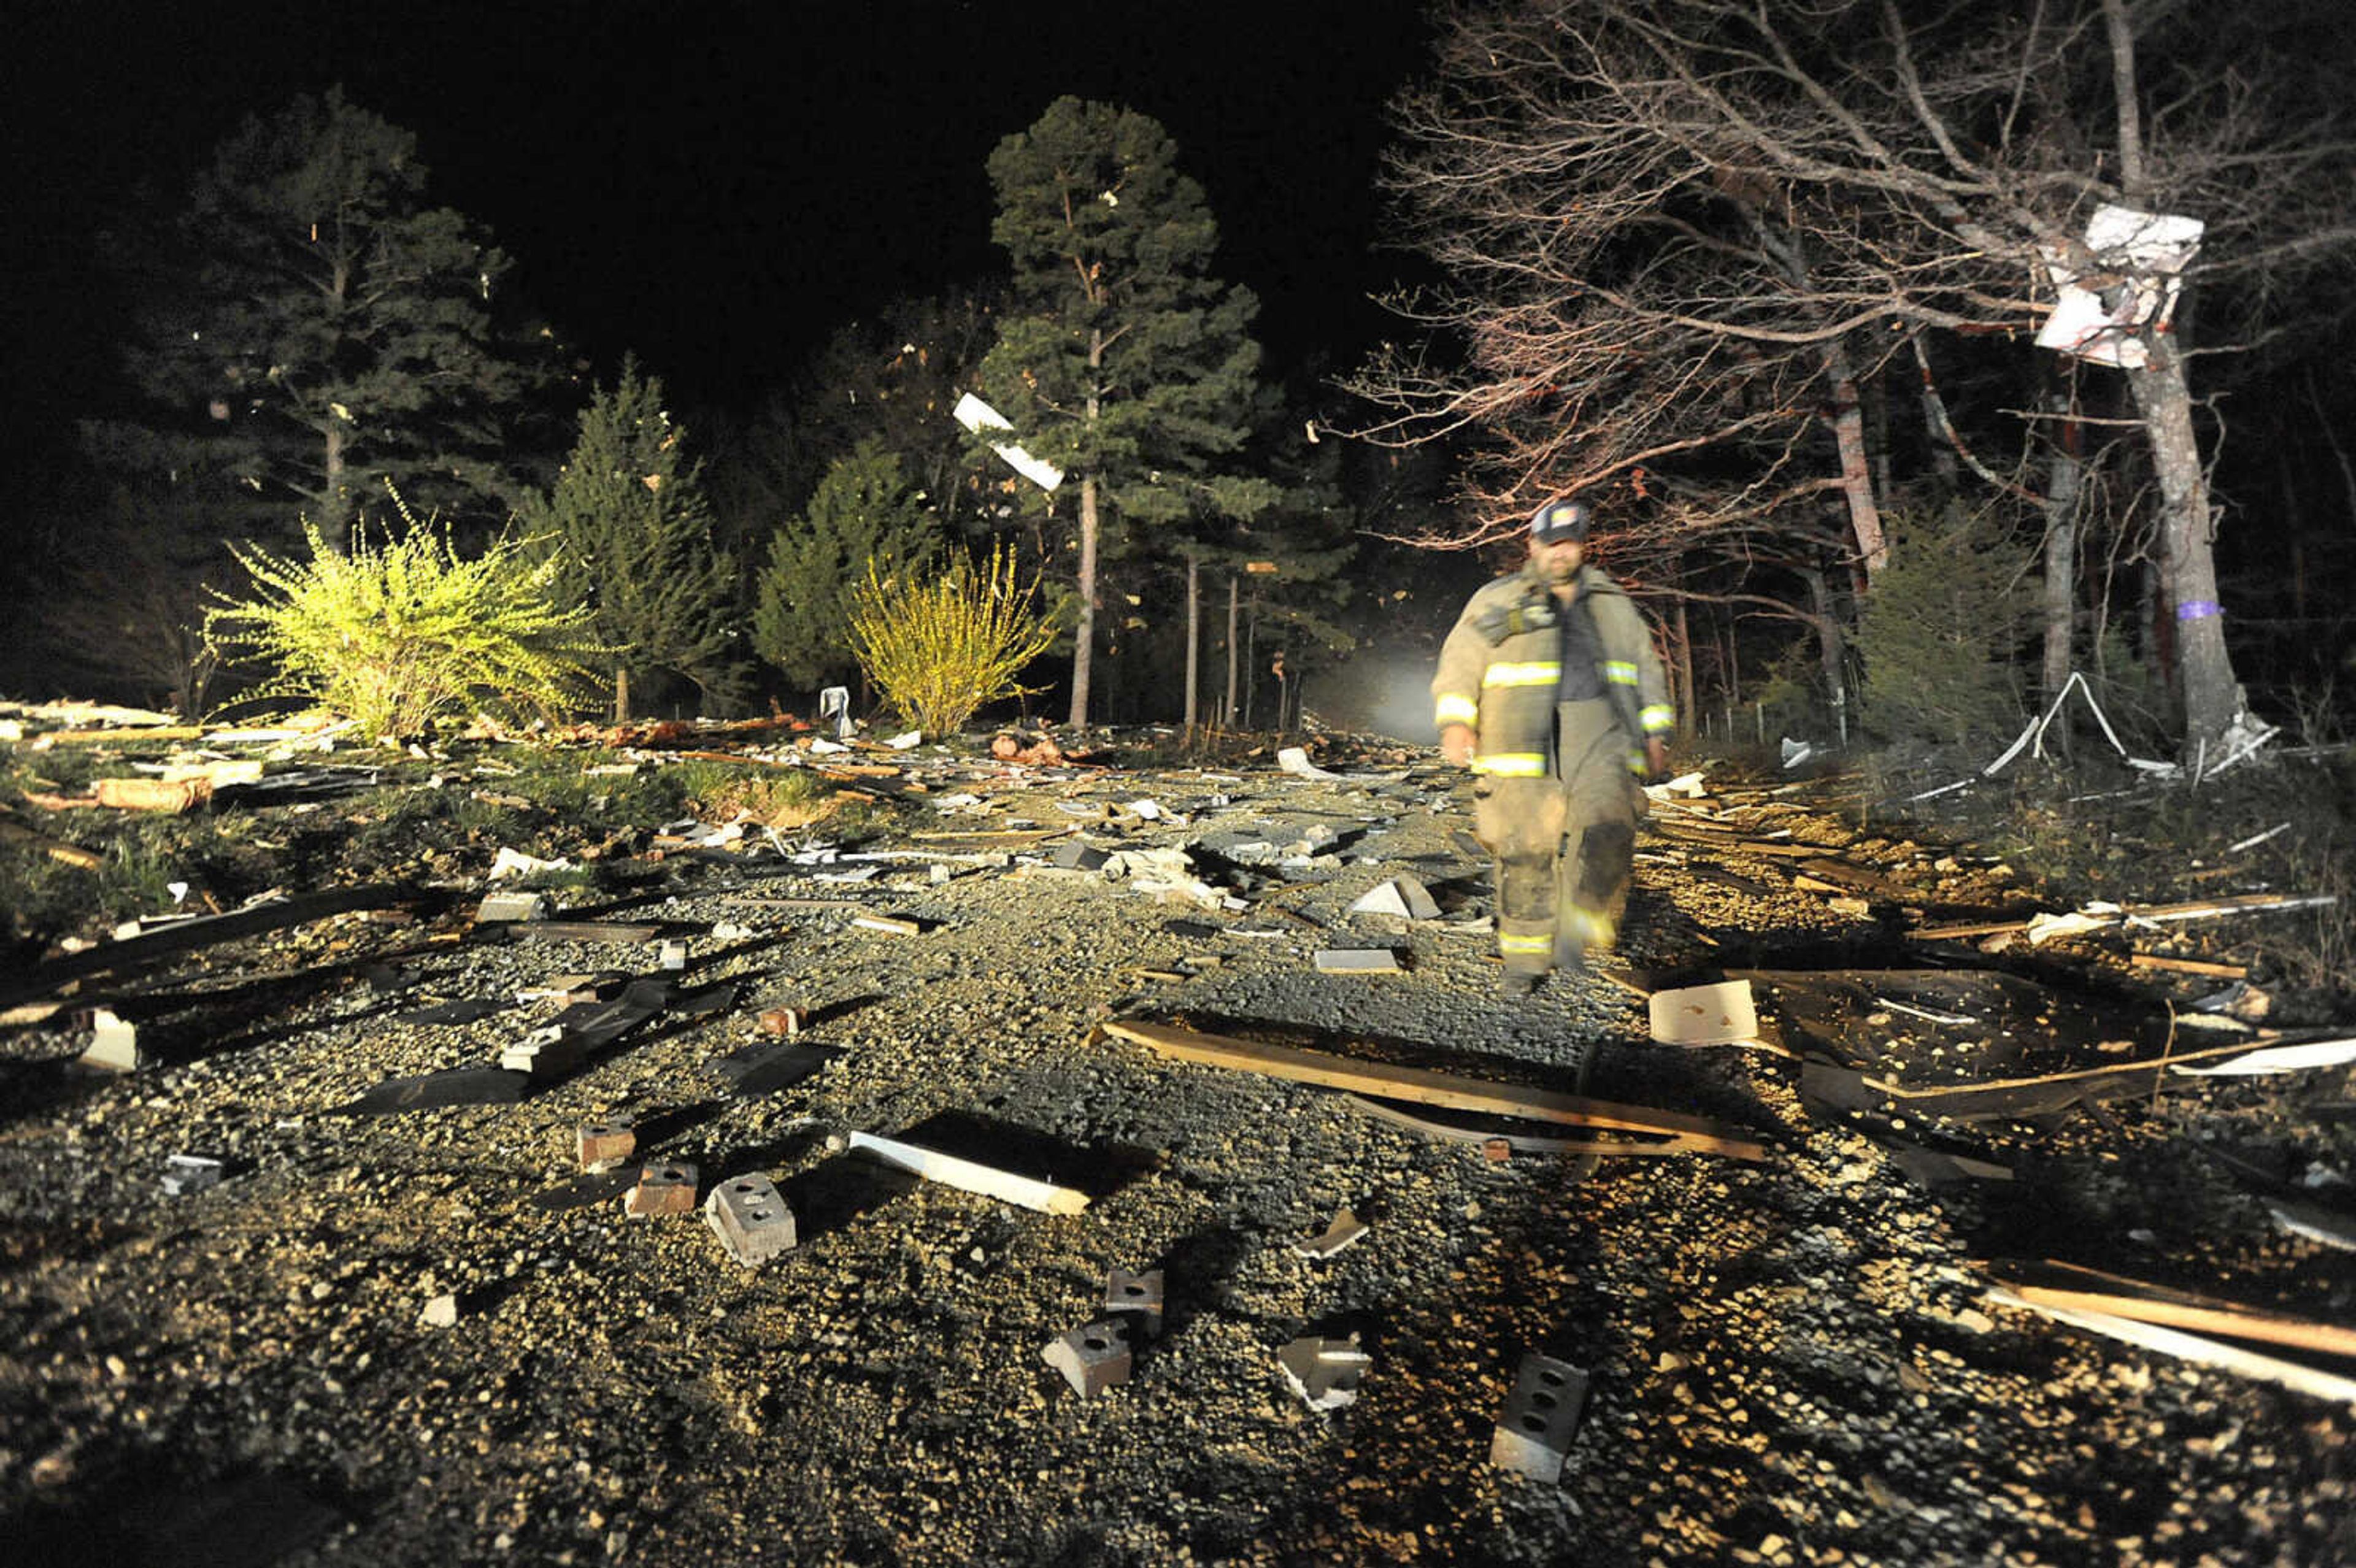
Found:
[1431,498,1674,996]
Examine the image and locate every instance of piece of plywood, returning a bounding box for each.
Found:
[1101,1019,1766,1161]
[847,1130,1089,1215]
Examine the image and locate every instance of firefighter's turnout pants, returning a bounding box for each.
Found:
[1474,697,1644,978]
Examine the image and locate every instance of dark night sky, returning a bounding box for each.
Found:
[7,0,1438,431]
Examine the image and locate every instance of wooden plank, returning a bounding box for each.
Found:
[846,1130,1089,1215]
[512,921,666,945]
[0,818,102,869]
[33,725,209,746]
[1986,1288,2356,1406]
[1342,1093,1719,1158]
[0,884,419,1008]
[1100,1019,1767,1161]
[1795,856,1915,900]
[2130,952,2250,977]
[1991,1261,2356,1358]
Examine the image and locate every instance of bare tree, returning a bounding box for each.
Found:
[1353,0,2355,755]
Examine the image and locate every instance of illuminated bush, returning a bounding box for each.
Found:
[205,485,606,740]
[845,542,1058,735]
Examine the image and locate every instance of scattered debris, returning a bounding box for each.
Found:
[1489,1353,1591,1483]
[623,1163,699,1220]
[1101,1019,1767,1159]
[1987,1260,2356,1359]
[1279,1334,1372,1410]
[847,1129,1090,1215]
[475,891,549,924]
[2266,1198,2356,1253]
[489,847,575,881]
[1347,876,1441,921]
[93,775,212,813]
[77,1008,146,1073]
[1986,1288,2356,1407]
[160,1153,226,1196]
[705,1174,798,1266]
[1315,948,1401,975]
[1295,1210,1369,1258]
[419,1293,461,1329]
[850,912,922,936]
[1105,1267,1165,1337]
[1647,981,1759,1047]
[576,1119,637,1172]
[1043,1318,1133,1397]
[2169,1036,2356,1077]
[512,920,666,945]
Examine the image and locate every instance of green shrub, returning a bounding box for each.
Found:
[752,439,941,691]
[847,541,1058,735]
[205,485,606,741]
[1855,503,2033,748]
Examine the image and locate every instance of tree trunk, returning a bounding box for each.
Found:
[612,664,632,726]
[1184,551,1201,728]
[1224,573,1241,727]
[1823,344,1888,586]
[2125,331,2241,754]
[1069,475,1099,729]
[1800,562,1846,721]
[2039,392,2085,699]
[1672,596,1695,739]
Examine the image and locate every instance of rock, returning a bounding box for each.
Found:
[421,1293,461,1329]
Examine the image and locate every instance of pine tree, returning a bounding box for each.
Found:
[520,359,739,721]
[99,87,567,542]
[751,439,941,693]
[977,97,1277,728]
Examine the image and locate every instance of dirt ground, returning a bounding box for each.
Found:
[1,727,2351,1566]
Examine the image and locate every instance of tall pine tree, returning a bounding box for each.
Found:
[520,359,739,721]
[101,87,566,542]
[977,97,1276,728]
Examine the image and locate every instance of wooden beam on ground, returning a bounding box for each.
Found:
[1100,1018,1766,1161]
[1986,1287,2356,1407]
[0,884,421,1008]
[511,921,666,945]
[1989,1261,2356,1359]
[2129,953,2249,978]
[1342,1093,1720,1158]
[1863,1035,2290,1119]
[847,1130,1089,1215]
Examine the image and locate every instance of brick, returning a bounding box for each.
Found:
[1489,1353,1591,1482]
[623,1161,699,1219]
[704,1174,798,1266]
[1042,1318,1133,1397]
[78,1008,147,1072]
[1104,1267,1165,1337]
[757,1006,804,1037]
[576,1118,637,1171]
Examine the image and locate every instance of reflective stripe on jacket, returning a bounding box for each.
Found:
[1431,561,1673,775]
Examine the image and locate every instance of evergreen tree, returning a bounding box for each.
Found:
[751,439,941,693]
[98,87,568,542]
[977,97,1277,727]
[520,359,739,721]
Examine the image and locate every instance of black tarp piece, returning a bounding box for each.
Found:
[331,1066,529,1114]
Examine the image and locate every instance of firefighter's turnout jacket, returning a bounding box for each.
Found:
[1431,560,1674,974]
[1431,560,1673,778]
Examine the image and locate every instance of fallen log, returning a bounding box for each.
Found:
[1101,1019,1767,1161]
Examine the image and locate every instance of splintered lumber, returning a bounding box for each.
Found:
[846,1130,1089,1215]
[1913,891,2336,943]
[1985,1287,2356,1407]
[0,884,418,1007]
[1101,1019,1766,1161]
[1988,1261,2356,1359]
[1795,856,1915,900]
[1342,1094,1722,1159]
[2129,953,2248,978]
[512,920,666,945]
[1864,1033,2309,1119]
[0,817,102,869]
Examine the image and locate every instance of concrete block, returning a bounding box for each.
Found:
[658,939,689,970]
[1042,1318,1133,1396]
[1279,1335,1372,1410]
[475,891,547,924]
[623,1161,699,1219]
[576,1118,637,1172]
[160,1153,225,1196]
[1105,1267,1165,1337]
[78,1008,147,1072]
[704,1174,798,1266]
[1489,1353,1591,1482]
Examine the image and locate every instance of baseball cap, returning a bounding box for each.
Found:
[1529,498,1591,544]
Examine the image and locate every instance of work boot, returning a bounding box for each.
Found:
[1500,969,1544,999]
